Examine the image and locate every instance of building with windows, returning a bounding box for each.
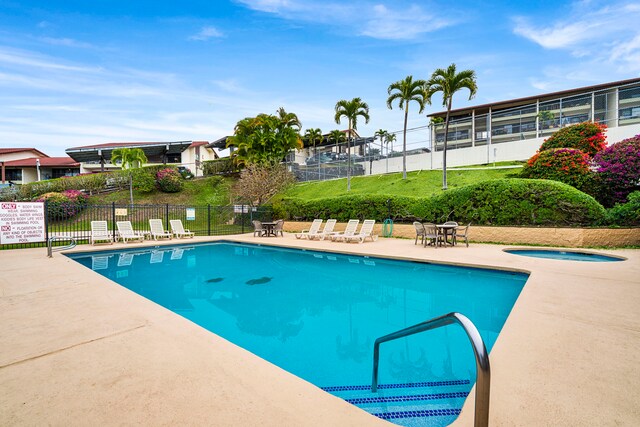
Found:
[0,148,80,185]
[65,141,218,176]
[427,77,640,165]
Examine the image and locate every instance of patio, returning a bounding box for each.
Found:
[1,234,639,426]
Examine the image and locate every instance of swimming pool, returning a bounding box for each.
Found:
[504,249,624,262]
[68,242,528,426]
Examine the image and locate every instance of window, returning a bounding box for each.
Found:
[5,169,22,181]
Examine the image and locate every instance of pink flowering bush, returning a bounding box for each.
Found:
[593,135,640,207]
[521,148,593,192]
[539,122,607,157]
[155,168,183,193]
[36,190,88,220]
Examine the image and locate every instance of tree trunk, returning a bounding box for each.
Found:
[129,172,134,206]
[402,106,409,180]
[347,122,351,191]
[442,99,452,190]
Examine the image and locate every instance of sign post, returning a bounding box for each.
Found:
[0,202,46,244]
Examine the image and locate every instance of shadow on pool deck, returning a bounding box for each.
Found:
[1,234,639,426]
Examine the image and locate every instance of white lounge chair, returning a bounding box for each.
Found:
[116,221,145,243]
[311,219,337,240]
[331,220,360,242]
[149,219,172,240]
[90,220,113,245]
[343,220,377,243]
[295,219,323,239]
[170,219,195,239]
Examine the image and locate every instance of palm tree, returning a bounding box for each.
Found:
[425,64,477,189]
[111,147,148,206]
[386,133,397,156]
[334,97,370,191]
[304,128,323,157]
[328,129,346,146]
[276,106,302,131]
[387,75,428,180]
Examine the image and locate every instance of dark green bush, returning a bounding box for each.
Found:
[606,191,640,226]
[276,179,606,226]
[130,168,156,193]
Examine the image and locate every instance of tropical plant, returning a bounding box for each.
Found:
[328,129,347,146]
[227,109,303,167]
[521,148,593,192]
[304,128,323,156]
[539,122,607,157]
[155,168,184,193]
[386,133,397,156]
[387,75,428,179]
[334,97,370,191]
[36,190,88,221]
[426,64,478,190]
[111,147,148,205]
[606,191,640,225]
[593,135,640,207]
[374,129,388,157]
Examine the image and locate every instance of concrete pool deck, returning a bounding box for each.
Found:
[1,235,639,426]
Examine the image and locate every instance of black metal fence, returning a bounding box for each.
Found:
[1,203,272,250]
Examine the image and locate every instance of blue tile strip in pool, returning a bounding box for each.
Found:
[321,379,471,392]
[374,408,462,420]
[346,391,469,405]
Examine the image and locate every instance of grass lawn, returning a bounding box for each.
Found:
[280,167,520,199]
[91,176,232,206]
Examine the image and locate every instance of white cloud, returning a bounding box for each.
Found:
[235,0,454,40]
[189,26,224,41]
[40,37,93,49]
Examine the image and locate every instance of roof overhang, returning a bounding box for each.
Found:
[65,141,193,163]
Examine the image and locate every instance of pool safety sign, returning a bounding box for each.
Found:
[0,202,46,244]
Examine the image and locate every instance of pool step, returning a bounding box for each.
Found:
[321,380,470,423]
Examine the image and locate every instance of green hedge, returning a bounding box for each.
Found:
[275,178,606,226]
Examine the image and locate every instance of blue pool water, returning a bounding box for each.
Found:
[505,249,623,262]
[68,242,528,426]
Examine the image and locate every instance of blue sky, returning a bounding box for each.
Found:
[1,0,639,156]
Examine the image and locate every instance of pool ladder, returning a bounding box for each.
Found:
[372,312,490,427]
[47,236,77,257]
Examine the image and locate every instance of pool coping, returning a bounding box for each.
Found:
[2,234,639,426]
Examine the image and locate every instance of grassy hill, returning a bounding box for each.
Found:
[279,166,521,200]
[88,176,232,206]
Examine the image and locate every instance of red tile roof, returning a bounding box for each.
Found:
[0,148,49,157]
[189,141,209,147]
[4,157,79,167]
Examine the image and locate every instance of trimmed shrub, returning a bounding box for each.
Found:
[539,122,607,157]
[605,191,640,226]
[593,135,640,207]
[130,168,156,193]
[276,179,606,227]
[36,190,88,220]
[155,168,184,193]
[521,148,593,192]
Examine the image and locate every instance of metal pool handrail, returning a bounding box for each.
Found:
[47,236,77,257]
[371,312,490,427]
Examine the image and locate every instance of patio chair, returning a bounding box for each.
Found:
[310,219,337,240]
[273,219,284,237]
[90,220,113,245]
[149,219,172,240]
[453,223,471,247]
[252,220,264,237]
[343,220,377,243]
[170,219,195,239]
[413,221,426,245]
[295,219,322,239]
[423,223,441,248]
[331,219,360,242]
[116,221,145,243]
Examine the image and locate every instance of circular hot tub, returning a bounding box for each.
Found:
[504,249,625,262]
